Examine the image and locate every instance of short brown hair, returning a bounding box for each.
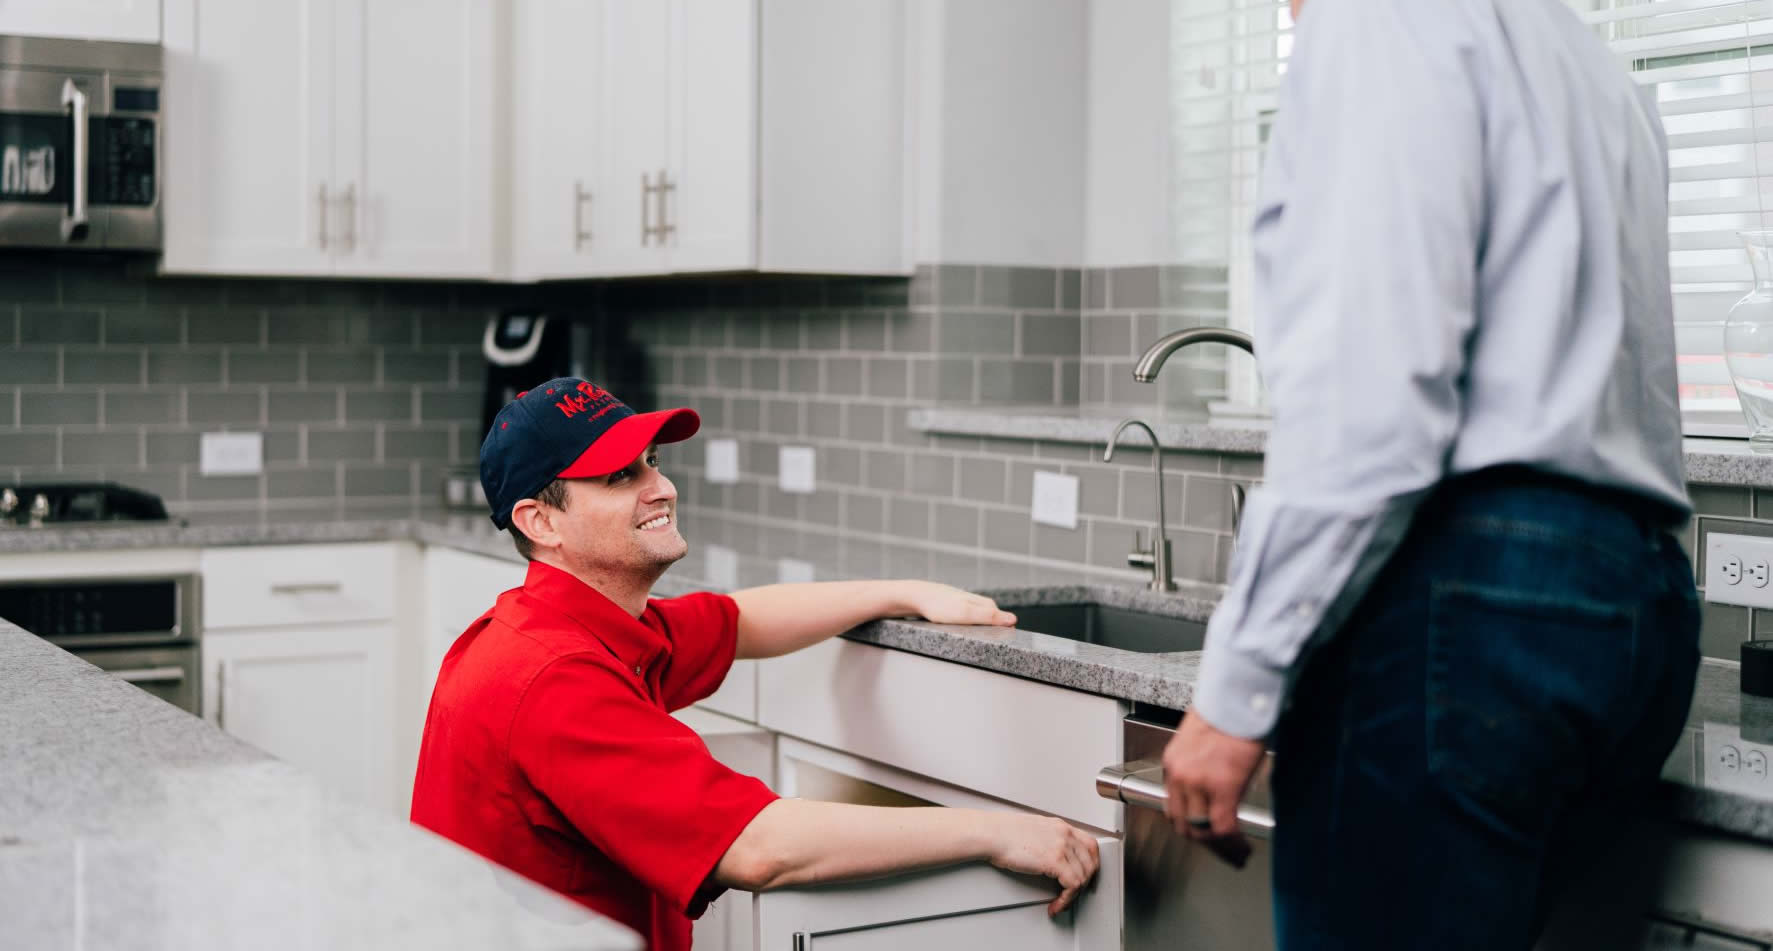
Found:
[508,479,571,560]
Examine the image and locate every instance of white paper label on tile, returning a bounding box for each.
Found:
[779,446,816,495]
[199,431,263,476]
[706,438,740,485]
[1030,470,1079,529]
[778,557,815,584]
[705,544,738,590]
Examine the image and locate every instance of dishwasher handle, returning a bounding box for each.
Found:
[1096,759,1276,839]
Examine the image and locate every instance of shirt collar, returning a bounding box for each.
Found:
[518,560,667,671]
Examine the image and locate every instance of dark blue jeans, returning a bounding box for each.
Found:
[1270,471,1700,951]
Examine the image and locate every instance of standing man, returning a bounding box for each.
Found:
[412,378,1099,951]
[1162,0,1701,948]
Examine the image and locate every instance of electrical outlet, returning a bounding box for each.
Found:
[1723,554,1745,586]
[1704,724,1773,796]
[777,557,815,584]
[705,544,738,590]
[1030,471,1079,529]
[1705,533,1773,607]
[779,446,816,495]
[705,438,740,485]
[199,431,262,476]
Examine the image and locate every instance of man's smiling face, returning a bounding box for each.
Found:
[553,443,688,580]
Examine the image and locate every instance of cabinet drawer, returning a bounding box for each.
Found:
[758,639,1126,830]
[201,544,397,630]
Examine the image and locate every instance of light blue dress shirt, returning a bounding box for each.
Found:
[1194,0,1691,740]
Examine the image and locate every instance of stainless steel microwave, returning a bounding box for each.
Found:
[0,34,160,250]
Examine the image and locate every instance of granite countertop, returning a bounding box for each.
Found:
[5,509,1772,850]
[0,617,640,951]
[907,407,1773,489]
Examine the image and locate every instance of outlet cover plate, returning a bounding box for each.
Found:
[1703,722,1773,797]
[199,431,263,476]
[705,544,738,590]
[779,446,816,495]
[1706,532,1773,609]
[1030,470,1079,529]
[706,438,739,485]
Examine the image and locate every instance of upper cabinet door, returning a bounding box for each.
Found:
[508,0,604,281]
[331,0,496,279]
[161,0,336,276]
[0,0,161,43]
[594,0,672,275]
[666,0,757,273]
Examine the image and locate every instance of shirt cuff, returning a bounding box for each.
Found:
[1191,641,1290,741]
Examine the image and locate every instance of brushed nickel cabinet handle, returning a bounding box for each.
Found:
[269,582,344,595]
[574,180,593,251]
[216,661,227,730]
[318,183,329,250]
[657,168,676,245]
[340,183,357,252]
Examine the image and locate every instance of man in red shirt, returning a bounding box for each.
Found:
[411,378,1099,951]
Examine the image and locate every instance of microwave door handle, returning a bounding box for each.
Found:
[60,79,89,242]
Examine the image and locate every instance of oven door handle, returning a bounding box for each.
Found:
[109,665,186,685]
[1096,758,1276,839]
[60,78,89,242]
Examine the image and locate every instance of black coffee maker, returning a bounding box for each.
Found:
[481,309,574,439]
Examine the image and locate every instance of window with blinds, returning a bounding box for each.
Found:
[1170,0,1768,433]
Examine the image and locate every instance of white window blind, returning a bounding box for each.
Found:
[1170,0,1770,432]
[1571,0,1773,433]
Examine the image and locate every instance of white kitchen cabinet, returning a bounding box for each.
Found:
[203,623,396,811]
[420,547,526,681]
[698,657,757,722]
[0,0,160,43]
[673,706,775,951]
[755,738,1121,951]
[758,638,1127,830]
[329,0,496,278]
[162,0,496,278]
[162,0,335,275]
[509,0,605,279]
[507,0,911,279]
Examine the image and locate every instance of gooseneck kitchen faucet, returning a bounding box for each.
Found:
[1105,418,1176,592]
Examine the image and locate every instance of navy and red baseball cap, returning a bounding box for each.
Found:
[479,378,700,529]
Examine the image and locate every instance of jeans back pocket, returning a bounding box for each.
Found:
[1426,581,1637,846]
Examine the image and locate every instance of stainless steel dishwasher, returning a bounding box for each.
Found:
[1097,712,1278,951]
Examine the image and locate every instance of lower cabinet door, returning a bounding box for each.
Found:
[202,623,396,814]
[756,738,1122,951]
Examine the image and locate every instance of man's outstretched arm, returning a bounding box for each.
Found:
[729,580,1015,660]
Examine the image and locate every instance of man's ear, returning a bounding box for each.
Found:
[510,499,557,547]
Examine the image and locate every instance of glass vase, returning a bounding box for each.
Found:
[1726,230,1773,451]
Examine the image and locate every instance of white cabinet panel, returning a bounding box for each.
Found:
[0,0,160,44]
[509,0,603,280]
[203,623,396,813]
[758,639,1125,830]
[332,0,495,278]
[666,0,756,273]
[595,0,672,275]
[758,738,1121,951]
[162,0,334,275]
[697,657,756,723]
[201,543,397,630]
[421,547,526,679]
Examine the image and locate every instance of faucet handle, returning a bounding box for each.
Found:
[1127,529,1156,569]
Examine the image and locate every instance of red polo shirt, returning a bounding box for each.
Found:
[411,561,778,951]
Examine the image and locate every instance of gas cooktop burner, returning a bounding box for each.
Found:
[0,482,169,527]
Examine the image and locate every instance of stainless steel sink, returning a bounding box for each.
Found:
[1000,602,1207,653]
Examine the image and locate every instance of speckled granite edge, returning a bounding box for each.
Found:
[1686,440,1773,488]
[907,407,1269,455]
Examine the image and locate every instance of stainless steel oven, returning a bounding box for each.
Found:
[0,34,161,249]
[0,574,200,715]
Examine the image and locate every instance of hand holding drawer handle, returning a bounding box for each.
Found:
[1097,758,1273,869]
[269,582,345,596]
